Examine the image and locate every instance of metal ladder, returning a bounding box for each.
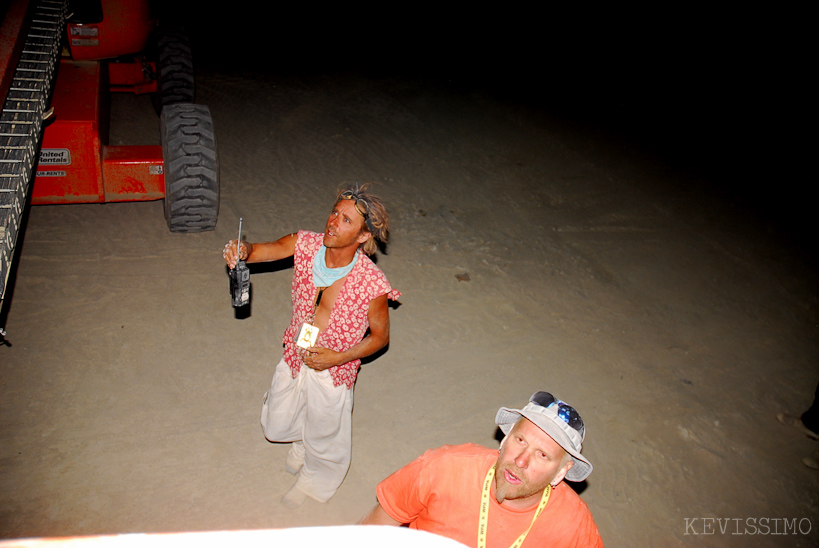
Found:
[1,0,66,306]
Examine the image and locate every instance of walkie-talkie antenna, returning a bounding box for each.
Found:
[237,217,243,258]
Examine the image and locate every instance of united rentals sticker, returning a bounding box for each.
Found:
[69,25,99,46]
[39,149,71,165]
[70,26,99,37]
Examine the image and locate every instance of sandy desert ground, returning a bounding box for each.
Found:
[1,11,817,547]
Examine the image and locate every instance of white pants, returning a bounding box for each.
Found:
[260,357,354,502]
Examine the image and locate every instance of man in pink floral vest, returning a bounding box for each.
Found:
[224,183,400,507]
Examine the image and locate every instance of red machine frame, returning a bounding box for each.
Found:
[32,0,163,205]
[3,0,217,316]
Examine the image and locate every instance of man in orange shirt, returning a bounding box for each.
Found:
[360,391,603,547]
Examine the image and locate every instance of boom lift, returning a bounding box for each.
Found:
[1,0,219,325]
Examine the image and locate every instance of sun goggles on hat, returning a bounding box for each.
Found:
[340,190,375,233]
[530,391,585,439]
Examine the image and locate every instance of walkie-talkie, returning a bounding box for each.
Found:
[230,217,250,307]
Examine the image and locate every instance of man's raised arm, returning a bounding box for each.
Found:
[224,233,298,269]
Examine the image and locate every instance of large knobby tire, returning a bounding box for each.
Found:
[161,104,219,232]
[153,25,195,113]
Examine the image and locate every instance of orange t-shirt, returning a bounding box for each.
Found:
[376,444,603,548]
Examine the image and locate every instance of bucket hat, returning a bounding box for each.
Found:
[495,391,593,482]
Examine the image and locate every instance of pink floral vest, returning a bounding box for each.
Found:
[282,231,401,388]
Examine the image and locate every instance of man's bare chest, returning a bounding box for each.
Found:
[313,277,346,331]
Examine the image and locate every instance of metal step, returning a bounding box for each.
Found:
[1,0,66,304]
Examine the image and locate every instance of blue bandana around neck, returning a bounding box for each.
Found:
[312,245,358,287]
